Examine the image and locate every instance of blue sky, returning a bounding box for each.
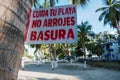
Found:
[54,0,117,34]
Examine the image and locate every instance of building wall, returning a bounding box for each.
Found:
[102,42,120,60]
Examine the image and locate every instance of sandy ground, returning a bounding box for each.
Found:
[18,62,120,80]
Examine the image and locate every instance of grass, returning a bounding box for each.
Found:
[87,61,120,71]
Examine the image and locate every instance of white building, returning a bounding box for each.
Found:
[102,41,120,60]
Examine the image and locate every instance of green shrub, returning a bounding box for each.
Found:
[87,61,120,71]
[23,51,33,59]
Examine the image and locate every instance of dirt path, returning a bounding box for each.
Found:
[18,62,120,80]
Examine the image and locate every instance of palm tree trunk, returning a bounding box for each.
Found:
[83,44,87,69]
[0,0,32,79]
[54,44,56,59]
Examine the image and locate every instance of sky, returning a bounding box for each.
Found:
[54,0,117,34]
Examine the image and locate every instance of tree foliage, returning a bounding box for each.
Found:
[70,0,89,7]
[96,0,120,33]
[75,21,93,57]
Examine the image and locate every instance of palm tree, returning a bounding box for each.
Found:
[38,0,58,8]
[0,0,33,79]
[103,31,117,42]
[96,0,120,34]
[42,0,50,8]
[77,21,92,55]
[50,0,59,7]
[77,21,92,69]
[69,0,89,6]
[96,32,104,44]
[33,0,39,8]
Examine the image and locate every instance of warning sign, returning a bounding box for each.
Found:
[25,5,78,44]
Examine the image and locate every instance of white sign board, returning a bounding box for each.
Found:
[24,5,78,44]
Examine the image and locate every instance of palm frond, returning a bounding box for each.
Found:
[71,0,89,7]
[86,25,92,30]
[96,0,120,33]
[103,0,116,6]
[79,0,89,7]
[96,7,108,12]
[103,13,110,26]
[50,0,59,7]
[113,3,120,10]
[33,0,38,8]
[98,10,108,21]
[56,0,59,3]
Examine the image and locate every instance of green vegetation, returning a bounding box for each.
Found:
[96,0,120,34]
[76,21,93,58]
[23,50,33,59]
[88,61,120,71]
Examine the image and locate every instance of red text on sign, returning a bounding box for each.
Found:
[30,29,74,41]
